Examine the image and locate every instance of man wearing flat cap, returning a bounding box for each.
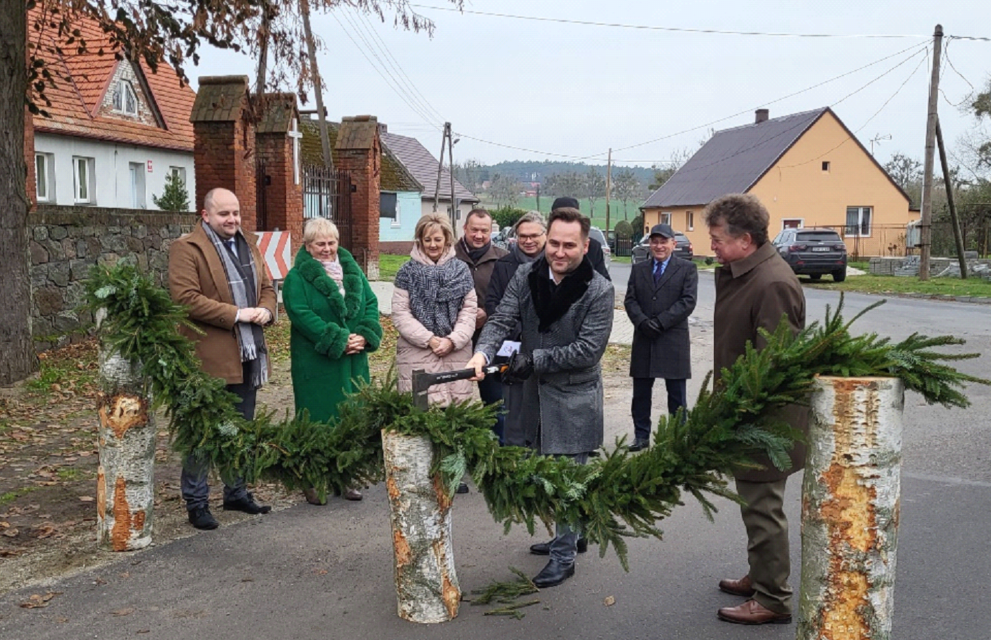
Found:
[623,223,698,451]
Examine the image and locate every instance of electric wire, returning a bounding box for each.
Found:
[409,4,930,39]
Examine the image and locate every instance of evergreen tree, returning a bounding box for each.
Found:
[152,172,190,212]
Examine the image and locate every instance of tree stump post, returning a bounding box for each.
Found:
[96,349,156,551]
[381,429,460,623]
[798,376,904,639]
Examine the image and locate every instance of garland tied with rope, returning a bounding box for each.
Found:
[85,264,987,569]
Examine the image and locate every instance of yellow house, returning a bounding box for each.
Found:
[640,108,917,258]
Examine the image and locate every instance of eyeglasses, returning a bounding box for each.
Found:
[517,233,545,241]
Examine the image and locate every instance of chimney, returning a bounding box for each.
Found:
[755,109,769,124]
[378,122,388,135]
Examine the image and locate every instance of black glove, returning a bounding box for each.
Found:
[639,318,663,339]
[503,352,534,384]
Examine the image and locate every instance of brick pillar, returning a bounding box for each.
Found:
[25,106,36,210]
[255,94,304,255]
[335,115,381,280]
[189,76,257,230]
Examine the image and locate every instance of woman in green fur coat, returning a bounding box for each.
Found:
[283,218,383,503]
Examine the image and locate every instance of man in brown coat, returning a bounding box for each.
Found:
[705,194,807,625]
[168,188,277,530]
[454,208,508,445]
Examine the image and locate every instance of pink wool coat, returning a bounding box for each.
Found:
[392,245,478,407]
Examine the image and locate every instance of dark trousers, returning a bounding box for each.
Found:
[631,377,687,443]
[181,362,256,511]
[478,371,505,445]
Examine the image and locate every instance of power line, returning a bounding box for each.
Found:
[352,10,449,124]
[331,11,443,130]
[943,37,976,91]
[410,4,930,39]
[604,40,930,156]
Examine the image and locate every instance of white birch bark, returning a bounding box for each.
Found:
[96,350,156,551]
[798,376,904,640]
[381,430,460,623]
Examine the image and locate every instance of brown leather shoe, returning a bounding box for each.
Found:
[718,574,756,597]
[717,599,792,625]
[302,488,326,506]
[343,488,363,501]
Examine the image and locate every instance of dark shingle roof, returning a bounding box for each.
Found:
[642,108,829,208]
[299,118,422,193]
[380,131,478,203]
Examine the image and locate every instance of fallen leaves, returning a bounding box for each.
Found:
[19,591,62,609]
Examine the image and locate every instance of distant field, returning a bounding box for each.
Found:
[477,196,644,231]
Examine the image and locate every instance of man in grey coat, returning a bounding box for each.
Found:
[624,223,698,451]
[468,207,614,588]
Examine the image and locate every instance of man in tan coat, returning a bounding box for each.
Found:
[705,194,807,625]
[168,188,277,530]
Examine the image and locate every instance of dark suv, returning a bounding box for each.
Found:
[631,232,693,265]
[772,228,847,282]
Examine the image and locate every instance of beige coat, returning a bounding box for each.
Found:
[392,246,478,407]
[168,223,276,384]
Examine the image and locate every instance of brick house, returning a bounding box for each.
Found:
[27,9,196,211]
[640,108,917,258]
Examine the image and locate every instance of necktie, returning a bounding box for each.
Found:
[653,260,664,283]
[226,239,238,258]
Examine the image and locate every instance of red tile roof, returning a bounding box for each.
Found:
[29,8,196,152]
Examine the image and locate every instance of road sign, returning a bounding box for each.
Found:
[255,231,291,282]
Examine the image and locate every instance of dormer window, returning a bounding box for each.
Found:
[113,80,138,115]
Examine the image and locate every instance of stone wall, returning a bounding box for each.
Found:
[29,205,194,350]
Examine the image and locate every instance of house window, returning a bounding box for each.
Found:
[129,162,146,208]
[112,80,138,115]
[380,192,398,220]
[782,218,803,229]
[169,166,186,185]
[660,212,672,226]
[35,153,54,202]
[845,206,872,237]
[73,156,95,204]
[686,211,694,231]
[822,161,831,172]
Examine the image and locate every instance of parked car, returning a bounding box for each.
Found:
[589,226,611,265]
[771,227,847,282]
[630,232,693,265]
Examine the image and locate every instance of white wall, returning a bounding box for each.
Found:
[418,199,477,238]
[34,133,196,211]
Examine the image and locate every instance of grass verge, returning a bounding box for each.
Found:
[806,274,991,298]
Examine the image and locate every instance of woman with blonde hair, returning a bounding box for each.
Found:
[283,217,383,503]
[392,213,478,407]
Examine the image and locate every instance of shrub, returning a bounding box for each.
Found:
[614,220,633,239]
[490,206,527,232]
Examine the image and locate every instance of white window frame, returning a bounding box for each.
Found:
[660,212,672,226]
[845,206,872,238]
[129,162,146,209]
[169,166,186,185]
[35,153,54,202]
[73,156,95,204]
[113,80,139,115]
[392,196,402,228]
[781,218,804,230]
[686,210,694,231]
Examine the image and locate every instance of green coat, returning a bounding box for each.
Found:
[283,247,383,424]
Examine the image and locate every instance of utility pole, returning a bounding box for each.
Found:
[918,24,943,281]
[447,125,458,230]
[936,118,968,278]
[433,122,450,215]
[604,148,613,242]
[300,0,332,170]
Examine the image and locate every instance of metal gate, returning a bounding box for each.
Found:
[303,164,355,251]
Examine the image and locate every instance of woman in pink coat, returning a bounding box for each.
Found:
[392,213,478,407]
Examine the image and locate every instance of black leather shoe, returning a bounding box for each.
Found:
[529,537,588,555]
[456,482,470,494]
[188,506,219,530]
[629,439,650,452]
[532,560,575,588]
[223,492,271,514]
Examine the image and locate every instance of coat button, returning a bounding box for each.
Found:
[652,297,656,301]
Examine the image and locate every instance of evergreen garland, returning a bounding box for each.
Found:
[84,264,988,569]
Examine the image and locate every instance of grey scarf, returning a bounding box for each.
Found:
[202,222,269,388]
[394,252,474,337]
[510,242,540,264]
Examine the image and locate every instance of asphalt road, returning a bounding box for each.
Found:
[2,271,989,640]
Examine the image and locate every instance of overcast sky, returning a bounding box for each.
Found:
[191,0,990,172]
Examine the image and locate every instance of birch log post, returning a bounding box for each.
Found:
[382,429,461,623]
[798,376,904,640]
[95,349,156,551]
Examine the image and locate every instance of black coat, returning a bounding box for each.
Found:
[624,256,698,380]
[588,238,611,281]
